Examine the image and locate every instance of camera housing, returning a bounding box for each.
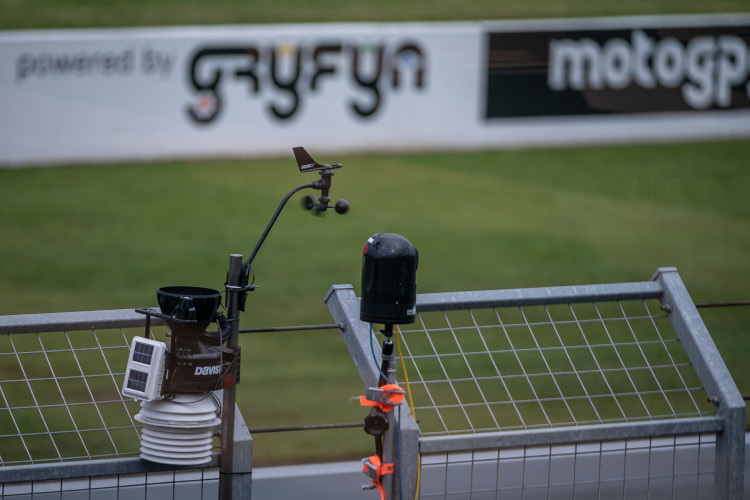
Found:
[360,233,418,325]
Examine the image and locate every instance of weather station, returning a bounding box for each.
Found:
[119,147,350,497]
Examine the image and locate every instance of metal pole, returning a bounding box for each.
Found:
[652,267,745,499]
[381,342,396,500]
[220,254,245,499]
[325,285,419,500]
[245,182,314,269]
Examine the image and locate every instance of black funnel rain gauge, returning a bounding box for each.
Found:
[120,147,349,466]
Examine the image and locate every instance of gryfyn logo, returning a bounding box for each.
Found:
[186,40,426,124]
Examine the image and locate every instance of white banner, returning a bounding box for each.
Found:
[2,15,749,166]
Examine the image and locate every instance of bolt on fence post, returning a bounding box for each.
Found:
[220,253,245,499]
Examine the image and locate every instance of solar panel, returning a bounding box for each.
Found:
[122,337,167,401]
[132,342,155,365]
[126,368,149,393]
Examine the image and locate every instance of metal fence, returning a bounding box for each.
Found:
[326,267,746,499]
[1,267,745,499]
[0,308,251,499]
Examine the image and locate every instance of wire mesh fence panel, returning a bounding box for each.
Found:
[397,299,714,437]
[393,299,725,499]
[0,467,220,499]
[417,434,716,500]
[0,327,149,465]
[0,312,227,497]
[326,270,745,500]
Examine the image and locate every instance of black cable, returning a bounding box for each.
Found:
[695,301,750,308]
[245,182,315,269]
[248,422,364,433]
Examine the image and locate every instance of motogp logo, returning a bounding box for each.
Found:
[548,29,750,109]
[186,40,426,124]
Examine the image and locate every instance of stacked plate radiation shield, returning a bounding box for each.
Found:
[134,394,221,465]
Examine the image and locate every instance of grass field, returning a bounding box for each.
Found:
[1,141,749,464]
[1,0,748,30]
[1,0,749,466]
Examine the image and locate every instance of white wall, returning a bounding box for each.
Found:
[1,14,749,166]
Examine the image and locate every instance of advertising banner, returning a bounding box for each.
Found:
[1,23,479,165]
[485,24,750,117]
[1,15,748,166]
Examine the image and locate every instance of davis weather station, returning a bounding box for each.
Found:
[119,147,349,498]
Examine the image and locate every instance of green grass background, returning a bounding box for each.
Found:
[1,1,749,465]
[0,0,747,29]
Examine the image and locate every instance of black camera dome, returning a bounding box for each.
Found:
[360,233,418,325]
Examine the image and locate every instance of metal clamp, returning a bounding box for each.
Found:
[361,384,405,413]
[362,455,395,482]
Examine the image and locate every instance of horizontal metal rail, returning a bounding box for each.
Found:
[415,281,664,311]
[0,309,345,336]
[419,416,725,454]
[0,453,220,484]
[0,308,164,334]
[3,301,747,336]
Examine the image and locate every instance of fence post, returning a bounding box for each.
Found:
[219,254,252,499]
[325,285,420,500]
[390,403,420,500]
[652,267,745,499]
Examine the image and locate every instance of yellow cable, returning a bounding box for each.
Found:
[414,454,421,500]
[395,324,421,500]
[395,325,416,415]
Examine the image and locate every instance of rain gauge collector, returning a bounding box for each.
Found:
[120,147,349,465]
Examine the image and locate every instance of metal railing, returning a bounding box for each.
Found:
[326,267,746,499]
[0,307,251,498]
[1,266,745,498]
